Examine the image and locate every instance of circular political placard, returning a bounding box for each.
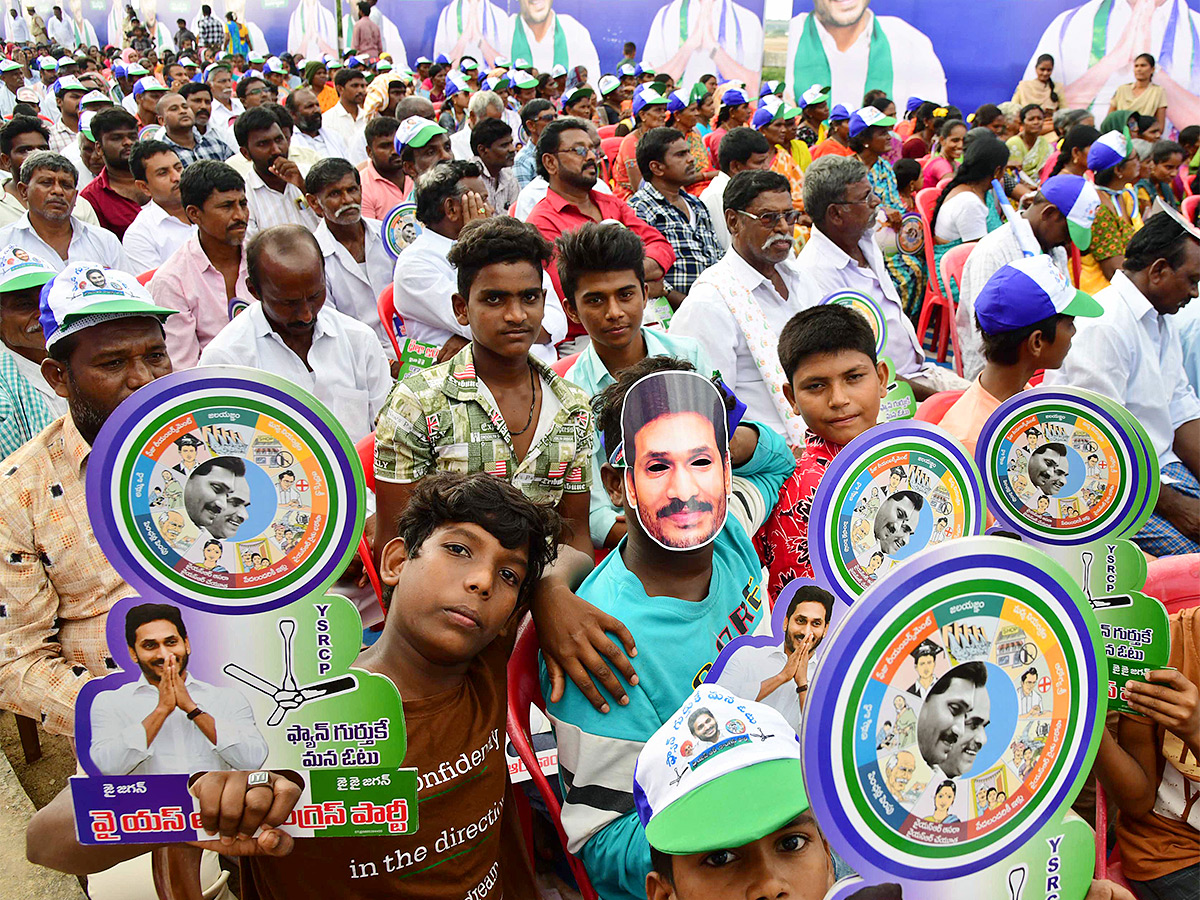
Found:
[381,201,421,259]
[87,367,366,614]
[897,211,924,255]
[810,421,985,603]
[975,387,1156,545]
[802,537,1104,884]
[228,297,250,320]
[819,289,887,358]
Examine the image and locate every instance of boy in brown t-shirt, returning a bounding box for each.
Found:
[1096,606,1200,900]
[27,472,560,900]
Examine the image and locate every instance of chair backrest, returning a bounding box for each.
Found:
[939,241,977,300]
[1182,193,1200,224]
[915,186,939,224]
[914,390,964,424]
[600,135,624,166]
[1143,553,1200,614]
[597,123,618,139]
[356,432,375,493]
[1181,163,1195,197]
[506,619,599,900]
[1068,242,1082,287]
[137,268,157,286]
[377,283,403,360]
[915,187,946,298]
[552,351,580,377]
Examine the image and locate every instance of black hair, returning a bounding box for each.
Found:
[304,156,359,195]
[863,88,889,107]
[777,304,878,383]
[848,124,886,154]
[635,126,683,180]
[687,706,716,733]
[414,158,482,226]
[395,472,560,610]
[893,157,921,193]
[364,114,399,144]
[233,105,279,149]
[1151,139,1185,165]
[193,455,246,479]
[785,583,834,621]
[1048,125,1099,177]
[334,66,365,90]
[938,117,966,140]
[931,135,1009,231]
[204,538,221,551]
[976,312,1064,365]
[649,847,674,885]
[125,602,186,648]
[722,168,790,212]
[446,215,553,299]
[89,106,138,141]
[469,116,512,156]
[235,74,265,101]
[593,356,700,466]
[178,81,212,101]
[716,126,769,175]
[971,104,1004,129]
[935,778,957,798]
[915,100,940,129]
[519,98,554,127]
[427,62,444,80]
[0,115,48,157]
[535,115,591,180]
[555,221,645,302]
[1018,103,1043,124]
[1124,211,1197,273]
[1135,52,1155,68]
[1022,667,1039,681]
[180,158,244,209]
[128,138,177,182]
[1179,125,1200,149]
[11,103,40,119]
[245,224,322,292]
[928,661,988,698]
[1136,114,1158,136]
[1034,54,1059,104]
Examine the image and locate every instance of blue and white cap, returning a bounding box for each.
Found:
[40,263,175,350]
[262,56,285,75]
[1040,174,1101,251]
[617,63,636,78]
[132,75,167,98]
[633,686,809,854]
[828,103,850,122]
[0,245,56,293]
[759,80,783,98]
[799,83,830,107]
[53,75,85,95]
[444,70,472,99]
[1086,130,1131,173]
[666,88,690,114]
[415,55,432,66]
[549,63,568,78]
[848,105,896,138]
[975,254,1103,334]
[597,74,621,97]
[720,86,750,107]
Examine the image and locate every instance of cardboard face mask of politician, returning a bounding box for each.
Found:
[620,370,731,551]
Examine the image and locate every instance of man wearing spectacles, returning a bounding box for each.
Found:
[526,116,676,353]
[669,169,822,445]
[797,155,969,400]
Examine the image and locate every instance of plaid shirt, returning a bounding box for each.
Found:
[0,414,133,737]
[0,349,54,460]
[628,181,723,296]
[196,14,224,48]
[374,343,593,506]
[163,128,235,168]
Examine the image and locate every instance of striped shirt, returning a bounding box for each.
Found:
[0,349,54,460]
[243,166,319,239]
[162,127,235,168]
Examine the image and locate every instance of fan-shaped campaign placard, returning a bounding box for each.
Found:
[810,421,985,604]
[975,388,1157,545]
[802,537,1105,888]
[819,289,888,359]
[86,367,366,614]
[381,200,422,259]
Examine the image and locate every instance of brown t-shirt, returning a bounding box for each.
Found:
[243,633,535,899]
[1115,606,1200,881]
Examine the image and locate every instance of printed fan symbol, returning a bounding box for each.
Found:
[223,619,357,726]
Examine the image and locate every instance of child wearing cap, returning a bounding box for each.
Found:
[939,255,1101,454]
[755,305,889,600]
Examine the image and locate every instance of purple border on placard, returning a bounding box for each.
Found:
[801,542,1100,883]
[817,289,887,357]
[86,370,360,614]
[810,421,985,606]
[974,389,1142,545]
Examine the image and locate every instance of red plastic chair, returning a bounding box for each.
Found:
[597,123,618,139]
[938,241,976,376]
[600,135,624,172]
[552,351,580,377]
[1182,194,1200,224]
[355,432,384,611]
[1094,783,1133,889]
[137,268,156,286]
[1143,553,1200,614]
[506,618,599,900]
[377,283,404,360]
[1181,163,1194,197]
[915,188,959,365]
[914,390,964,424]
[1068,242,1082,287]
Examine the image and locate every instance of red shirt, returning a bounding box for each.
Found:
[754,431,843,604]
[79,167,144,241]
[526,186,675,339]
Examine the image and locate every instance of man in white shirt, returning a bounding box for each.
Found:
[395,158,565,364]
[670,169,821,444]
[5,10,31,46]
[88,602,268,777]
[1045,209,1200,557]
[46,6,75,49]
[321,68,368,166]
[642,0,765,95]
[796,155,968,401]
[284,87,349,162]
[206,65,244,138]
[304,158,396,362]
[123,140,196,273]
[0,60,23,119]
[233,107,318,239]
[699,126,770,251]
[200,224,391,443]
[785,0,946,112]
[507,0,599,88]
[450,89,505,161]
[956,174,1100,380]
[0,150,128,272]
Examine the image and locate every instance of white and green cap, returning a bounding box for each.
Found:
[597,74,621,97]
[799,83,830,107]
[393,115,446,156]
[633,686,809,855]
[0,245,57,293]
[0,59,22,74]
[40,263,175,350]
[511,71,538,90]
[1040,174,1101,252]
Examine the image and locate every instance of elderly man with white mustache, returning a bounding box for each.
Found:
[670,168,821,446]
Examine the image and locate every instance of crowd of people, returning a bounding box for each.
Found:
[0,14,1193,900]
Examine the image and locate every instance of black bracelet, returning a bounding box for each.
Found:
[186,707,204,721]
[796,684,808,693]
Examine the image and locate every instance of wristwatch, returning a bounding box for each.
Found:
[186,707,204,721]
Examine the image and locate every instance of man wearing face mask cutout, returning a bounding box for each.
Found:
[541,357,795,900]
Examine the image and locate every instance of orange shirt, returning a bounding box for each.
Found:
[812,138,856,159]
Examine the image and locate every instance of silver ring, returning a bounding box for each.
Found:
[246,771,271,788]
